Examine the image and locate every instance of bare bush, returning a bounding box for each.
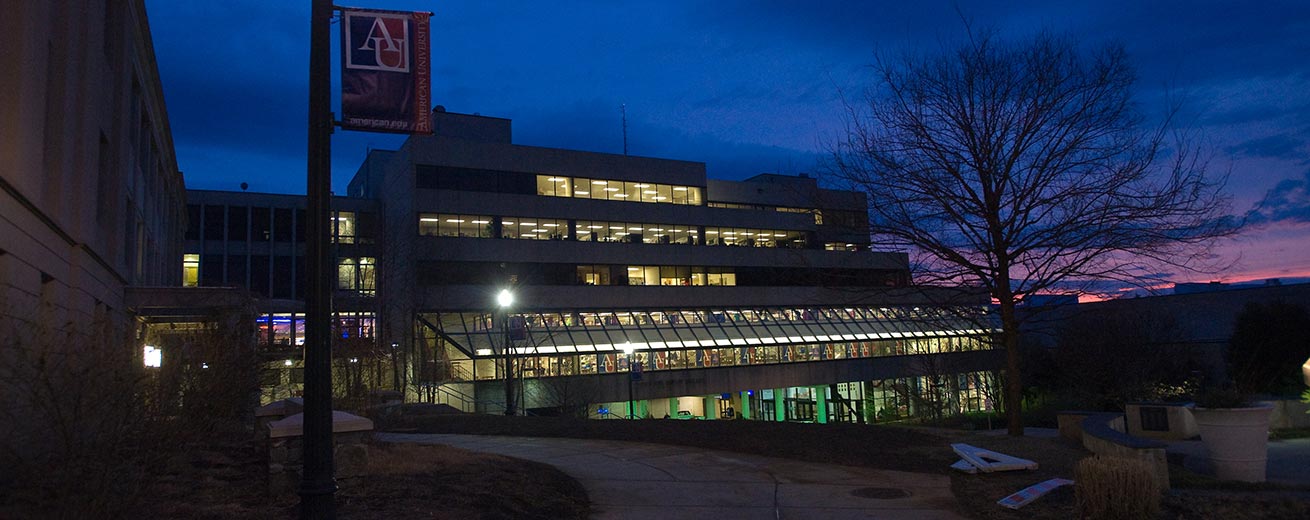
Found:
[0,312,151,518]
[0,306,258,519]
[532,376,601,418]
[1075,455,1161,520]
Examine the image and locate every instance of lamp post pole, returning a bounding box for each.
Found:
[300,0,335,517]
[497,289,514,415]
[622,342,637,419]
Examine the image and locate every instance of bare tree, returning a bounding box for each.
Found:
[828,31,1235,435]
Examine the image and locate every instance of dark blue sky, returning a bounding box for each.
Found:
[148,1,1310,284]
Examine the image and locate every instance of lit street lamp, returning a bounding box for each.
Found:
[497,289,515,416]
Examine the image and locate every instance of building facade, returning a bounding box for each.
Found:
[187,109,1003,422]
[181,189,382,402]
[1,0,185,346]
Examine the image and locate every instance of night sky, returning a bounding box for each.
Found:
[147,1,1310,289]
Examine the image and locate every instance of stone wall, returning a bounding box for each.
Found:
[267,430,371,495]
[1078,413,1170,491]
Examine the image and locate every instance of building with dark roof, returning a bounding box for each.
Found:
[185,109,1003,422]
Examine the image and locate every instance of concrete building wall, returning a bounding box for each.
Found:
[1,0,185,340]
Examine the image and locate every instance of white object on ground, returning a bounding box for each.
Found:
[996,478,1074,509]
[950,443,1039,473]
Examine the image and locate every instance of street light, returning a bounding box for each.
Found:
[497,289,515,415]
[621,341,639,419]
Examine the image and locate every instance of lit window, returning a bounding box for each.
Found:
[333,211,356,244]
[182,254,199,287]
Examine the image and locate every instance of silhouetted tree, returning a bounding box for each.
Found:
[828,30,1235,435]
[1228,301,1310,396]
[1051,308,1201,410]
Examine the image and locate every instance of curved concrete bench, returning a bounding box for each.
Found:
[1076,412,1170,491]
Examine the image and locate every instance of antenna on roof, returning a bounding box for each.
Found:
[621,103,628,156]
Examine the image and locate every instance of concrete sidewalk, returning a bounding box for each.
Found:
[1165,437,1310,486]
[378,433,967,520]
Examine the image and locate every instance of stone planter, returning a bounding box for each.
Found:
[1190,403,1273,482]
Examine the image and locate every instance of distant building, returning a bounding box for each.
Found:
[187,109,1004,423]
[1173,278,1285,295]
[1025,281,1310,384]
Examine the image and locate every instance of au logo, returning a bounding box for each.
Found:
[345,13,410,72]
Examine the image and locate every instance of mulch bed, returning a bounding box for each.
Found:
[27,437,591,520]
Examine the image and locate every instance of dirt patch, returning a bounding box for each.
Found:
[1161,490,1310,520]
[935,432,1088,520]
[339,443,590,519]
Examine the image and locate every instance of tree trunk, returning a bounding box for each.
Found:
[999,296,1023,436]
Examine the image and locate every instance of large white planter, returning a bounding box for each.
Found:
[1190,403,1273,482]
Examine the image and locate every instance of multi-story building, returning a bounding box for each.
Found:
[181,189,382,401]
[187,109,1003,422]
[1,0,185,346]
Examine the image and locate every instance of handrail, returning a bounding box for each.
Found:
[425,383,507,414]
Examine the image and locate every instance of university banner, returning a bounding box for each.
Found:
[340,8,431,133]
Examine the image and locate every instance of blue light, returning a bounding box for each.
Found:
[747,390,754,396]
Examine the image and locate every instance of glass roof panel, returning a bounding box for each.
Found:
[429,307,997,357]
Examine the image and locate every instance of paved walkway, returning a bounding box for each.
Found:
[982,427,1310,485]
[378,433,967,520]
[1165,437,1310,486]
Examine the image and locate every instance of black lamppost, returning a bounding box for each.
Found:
[497,289,515,415]
[300,0,335,517]
[621,341,639,419]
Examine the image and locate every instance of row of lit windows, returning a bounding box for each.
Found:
[419,214,493,238]
[574,265,737,286]
[257,312,376,347]
[502,217,570,240]
[577,220,697,244]
[626,265,735,286]
[703,227,807,248]
[708,202,824,224]
[417,213,819,249]
[865,371,996,421]
[446,335,991,380]
[456,307,978,335]
[536,175,703,205]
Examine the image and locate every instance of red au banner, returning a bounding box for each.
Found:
[340,8,431,134]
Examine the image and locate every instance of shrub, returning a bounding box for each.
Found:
[0,307,257,518]
[1228,302,1310,397]
[1074,455,1160,520]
